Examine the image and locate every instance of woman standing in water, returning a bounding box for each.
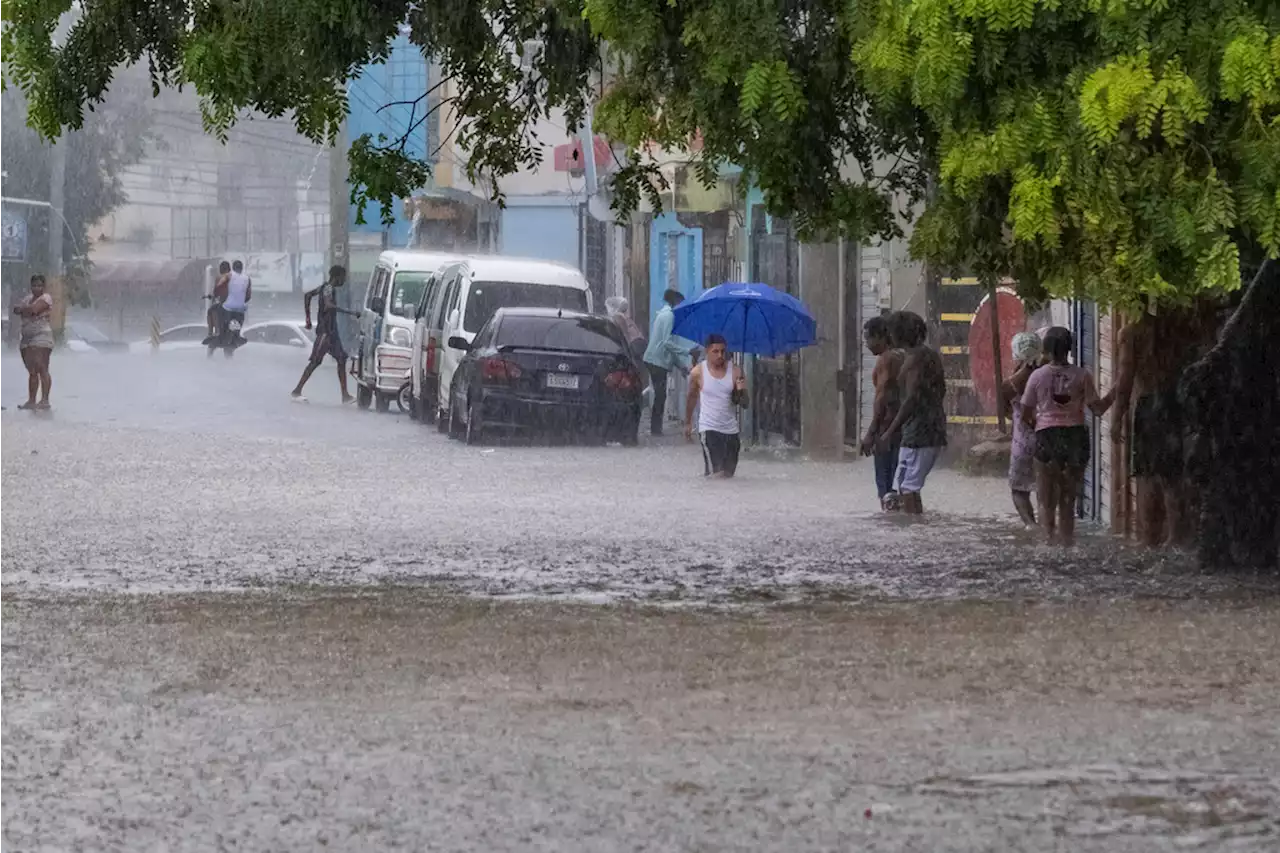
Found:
[12,274,54,410]
[1020,327,1115,545]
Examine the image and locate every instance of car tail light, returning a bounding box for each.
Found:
[480,357,523,383]
[605,368,641,395]
[425,336,438,374]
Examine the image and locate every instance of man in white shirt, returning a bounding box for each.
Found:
[684,334,749,477]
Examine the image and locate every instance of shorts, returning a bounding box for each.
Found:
[701,430,741,477]
[1132,390,1183,477]
[897,445,943,493]
[309,329,347,365]
[1034,425,1090,468]
[1009,453,1036,493]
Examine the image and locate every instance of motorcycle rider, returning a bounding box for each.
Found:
[221,260,252,349]
[204,261,232,353]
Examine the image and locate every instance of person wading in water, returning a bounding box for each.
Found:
[875,311,947,515]
[685,334,748,478]
[291,265,357,403]
[859,314,905,510]
[1111,305,1217,548]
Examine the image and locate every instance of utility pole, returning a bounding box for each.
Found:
[47,139,66,276]
[328,116,352,342]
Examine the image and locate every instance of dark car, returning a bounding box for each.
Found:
[445,307,644,445]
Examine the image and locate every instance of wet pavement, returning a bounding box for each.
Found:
[3,347,1279,850]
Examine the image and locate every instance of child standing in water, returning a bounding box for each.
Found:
[1020,326,1116,545]
[1003,331,1043,526]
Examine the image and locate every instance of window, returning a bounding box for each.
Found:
[433,270,461,327]
[244,324,306,346]
[366,267,390,309]
[494,315,624,354]
[390,271,431,319]
[462,282,590,333]
[414,273,440,320]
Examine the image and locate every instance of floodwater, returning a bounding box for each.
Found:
[3,346,1279,850]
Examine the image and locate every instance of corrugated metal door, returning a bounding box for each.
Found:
[1072,300,1100,520]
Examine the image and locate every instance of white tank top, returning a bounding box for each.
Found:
[698,362,739,435]
[224,272,250,311]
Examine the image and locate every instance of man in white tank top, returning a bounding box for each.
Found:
[684,334,749,478]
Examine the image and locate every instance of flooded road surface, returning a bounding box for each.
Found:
[3,348,1279,850]
[5,595,1278,851]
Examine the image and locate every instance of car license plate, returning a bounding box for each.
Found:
[546,373,579,390]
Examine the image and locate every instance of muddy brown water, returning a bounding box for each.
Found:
[4,593,1278,851]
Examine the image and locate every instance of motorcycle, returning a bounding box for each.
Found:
[202,295,247,358]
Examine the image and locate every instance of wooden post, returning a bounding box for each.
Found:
[987,277,1006,434]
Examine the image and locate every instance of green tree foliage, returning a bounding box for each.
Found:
[8,1,1276,306]
[2,0,600,226]
[850,0,1280,306]
[586,0,930,242]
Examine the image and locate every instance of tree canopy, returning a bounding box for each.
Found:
[5,1,1278,307]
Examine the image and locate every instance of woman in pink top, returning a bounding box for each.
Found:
[1020,327,1115,545]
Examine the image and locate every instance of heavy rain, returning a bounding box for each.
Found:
[3,4,1279,852]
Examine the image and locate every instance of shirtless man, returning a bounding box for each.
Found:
[876,311,947,515]
[292,265,358,403]
[1111,305,1217,547]
[858,315,904,510]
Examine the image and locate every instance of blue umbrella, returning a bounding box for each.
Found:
[671,282,816,356]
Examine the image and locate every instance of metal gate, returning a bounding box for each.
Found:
[750,213,801,445]
[1072,300,1100,520]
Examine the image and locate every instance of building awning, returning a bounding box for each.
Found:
[90,258,209,296]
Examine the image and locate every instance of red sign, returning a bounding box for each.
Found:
[967,287,1026,415]
[553,135,612,172]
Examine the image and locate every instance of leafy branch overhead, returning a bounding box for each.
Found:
[2,0,600,227]
[5,0,1279,307]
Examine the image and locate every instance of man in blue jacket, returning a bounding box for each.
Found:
[643,289,695,436]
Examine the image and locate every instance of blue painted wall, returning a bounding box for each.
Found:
[347,36,429,248]
[499,205,579,267]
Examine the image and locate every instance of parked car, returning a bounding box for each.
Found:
[355,250,463,413]
[241,320,314,348]
[67,322,129,354]
[128,322,210,353]
[408,264,457,423]
[446,307,643,445]
[432,257,593,428]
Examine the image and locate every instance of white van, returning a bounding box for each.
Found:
[354,250,462,412]
[432,257,593,424]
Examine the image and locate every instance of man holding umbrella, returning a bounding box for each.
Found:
[685,334,749,477]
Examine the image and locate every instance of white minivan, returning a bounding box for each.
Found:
[432,257,594,424]
[354,250,462,412]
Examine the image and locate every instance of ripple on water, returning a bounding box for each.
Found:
[917,765,1280,847]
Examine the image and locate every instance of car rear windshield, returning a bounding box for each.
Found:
[390,272,431,318]
[496,315,624,354]
[463,281,589,333]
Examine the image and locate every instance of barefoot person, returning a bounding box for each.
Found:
[876,311,947,515]
[1110,306,1216,548]
[685,334,748,478]
[1020,327,1115,545]
[292,265,356,403]
[13,274,54,410]
[859,315,905,510]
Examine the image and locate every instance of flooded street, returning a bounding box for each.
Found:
[4,349,1279,850]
